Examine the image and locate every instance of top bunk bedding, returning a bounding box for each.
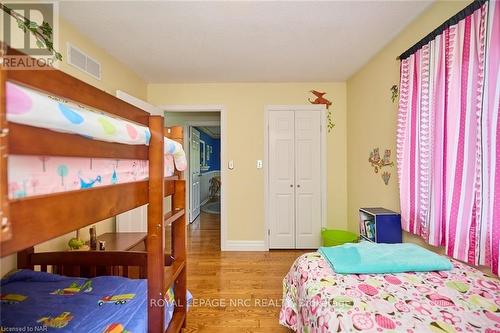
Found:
[5,82,187,199]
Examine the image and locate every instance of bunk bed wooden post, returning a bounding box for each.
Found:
[0,67,11,242]
[147,115,165,333]
[17,247,34,270]
[172,180,187,328]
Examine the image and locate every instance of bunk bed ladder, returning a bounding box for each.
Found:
[148,117,187,333]
[148,115,167,332]
[166,126,187,332]
[169,180,187,331]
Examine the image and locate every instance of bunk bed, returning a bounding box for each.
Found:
[0,48,188,333]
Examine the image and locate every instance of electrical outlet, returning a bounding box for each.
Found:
[228,160,234,170]
[257,160,263,169]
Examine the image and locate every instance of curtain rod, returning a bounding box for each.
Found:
[397,0,487,60]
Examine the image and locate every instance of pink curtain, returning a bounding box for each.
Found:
[397,1,500,275]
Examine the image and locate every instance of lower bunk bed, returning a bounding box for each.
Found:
[280,252,500,332]
[0,252,192,333]
[1,269,192,332]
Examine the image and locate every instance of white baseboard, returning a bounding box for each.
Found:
[222,240,268,251]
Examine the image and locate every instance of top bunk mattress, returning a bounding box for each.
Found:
[5,82,187,199]
[5,82,187,170]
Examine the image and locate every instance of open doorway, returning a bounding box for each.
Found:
[163,107,225,250]
[188,125,221,223]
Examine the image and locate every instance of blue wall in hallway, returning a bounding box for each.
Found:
[196,128,220,174]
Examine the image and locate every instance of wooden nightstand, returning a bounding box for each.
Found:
[94,232,147,251]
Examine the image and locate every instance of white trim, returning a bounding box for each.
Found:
[264,110,270,250]
[161,104,224,113]
[264,105,327,250]
[224,240,267,251]
[116,91,163,116]
[320,109,327,233]
[265,105,325,112]
[162,105,228,251]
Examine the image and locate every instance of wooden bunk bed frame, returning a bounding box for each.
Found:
[0,49,187,333]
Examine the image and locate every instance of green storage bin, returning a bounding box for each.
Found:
[321,228,358,247]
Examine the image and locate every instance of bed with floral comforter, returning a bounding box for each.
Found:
[280,252,500,332]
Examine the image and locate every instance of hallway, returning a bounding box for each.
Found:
[185,211,306,332]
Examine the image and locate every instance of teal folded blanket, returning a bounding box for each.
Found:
[318,242,452,274]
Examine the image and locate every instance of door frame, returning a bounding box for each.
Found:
[264,105,327,250]
[161,105,227,250]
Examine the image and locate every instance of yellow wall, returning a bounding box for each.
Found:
[346,0,471,233]
[164,112,221,127]
[1,16,148,277]
[148,83,347,241]
[56,18,147,100]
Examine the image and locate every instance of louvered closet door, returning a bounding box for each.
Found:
[269,111,296,248]
[294,111,322,248]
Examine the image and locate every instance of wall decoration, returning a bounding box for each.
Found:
[382,171,391,185]
[207,145,212,161]
[368,148,394,185]
[309,90,332,109]
[390,85,399,103]
[0,3,62,61]
[308,90,334,132]
[326,109,335,132]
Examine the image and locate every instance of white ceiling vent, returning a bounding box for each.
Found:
[67,43,101,80]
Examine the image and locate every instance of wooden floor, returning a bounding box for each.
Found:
[184,211,306,332]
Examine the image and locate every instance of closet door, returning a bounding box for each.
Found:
[269,111,296,248]
[294,111,322,248]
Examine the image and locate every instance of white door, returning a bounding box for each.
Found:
[268,109,323,249]
[190,127,201,223]
[269,111,296,248]
[295,111,322,248]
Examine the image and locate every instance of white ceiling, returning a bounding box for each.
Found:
[60,1,433,83]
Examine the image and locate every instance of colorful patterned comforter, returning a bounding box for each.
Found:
[280,252,500,332]
[0,269,190,332]
[6,82,187,199]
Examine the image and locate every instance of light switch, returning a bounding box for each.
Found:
[228,160,234,170]
[257,160,263,169]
